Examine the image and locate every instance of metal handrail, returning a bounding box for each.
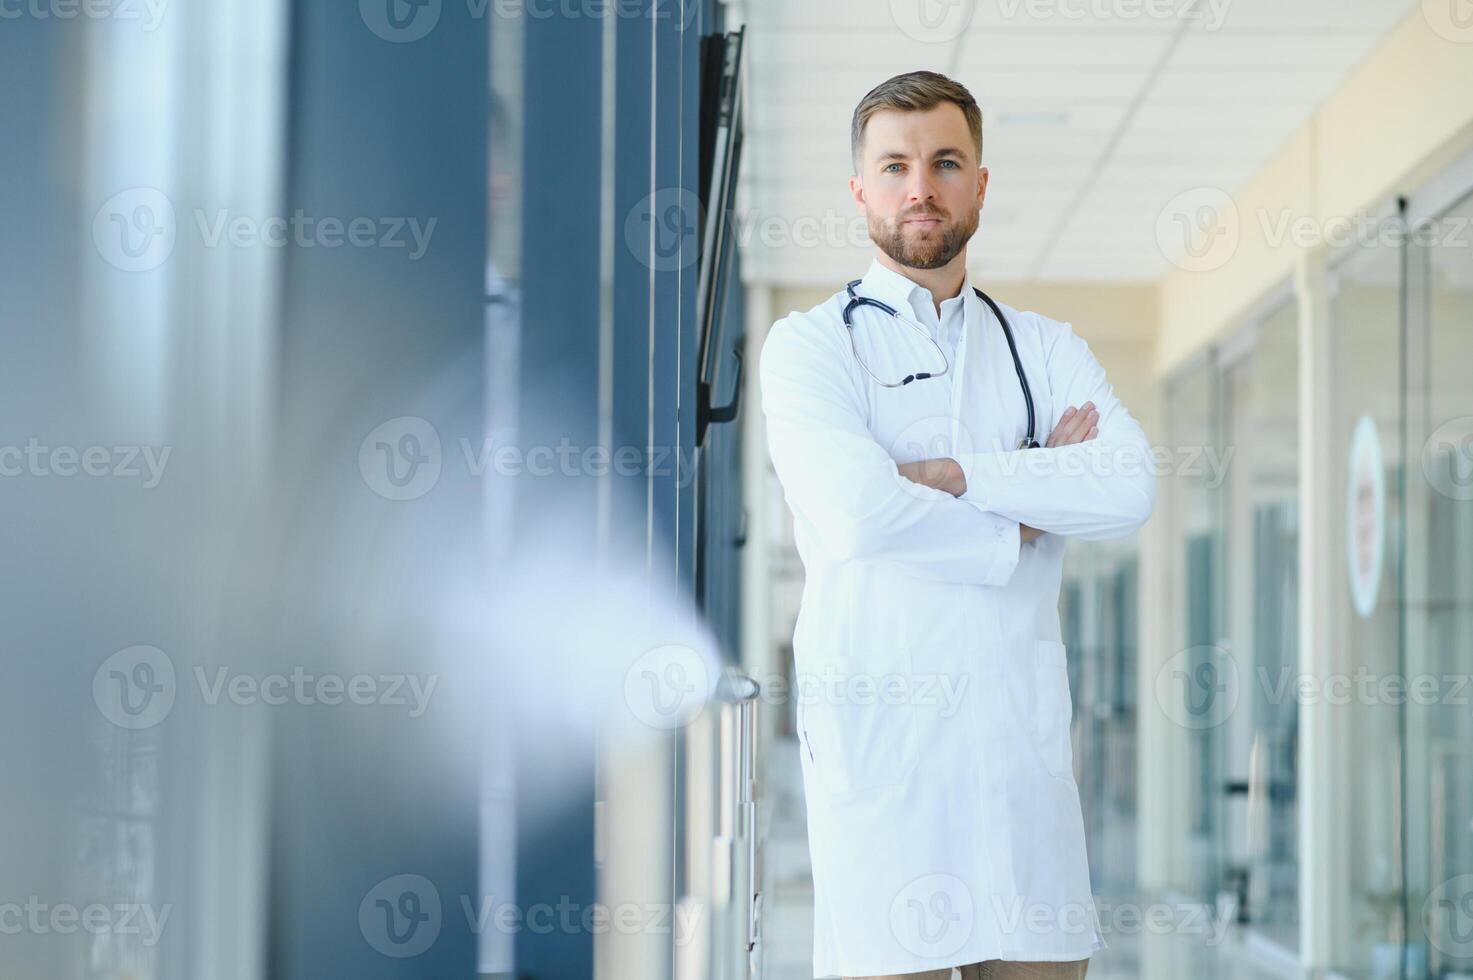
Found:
[716,671,761,957]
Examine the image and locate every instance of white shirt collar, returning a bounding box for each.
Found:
[858,257,973,334]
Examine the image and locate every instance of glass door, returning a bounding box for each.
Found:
[1164,357,1229,905]
[1326,232,1408,978]
[1220,298,1301,953]
[1403,187,1473,980]
[1062,539,1141,900]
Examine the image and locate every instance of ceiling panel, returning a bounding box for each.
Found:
[739,0,1422,284]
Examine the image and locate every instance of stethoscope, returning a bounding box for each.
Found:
[842,279,1040,450]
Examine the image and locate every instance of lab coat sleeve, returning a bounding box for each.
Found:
[955,318,1157,541]
[759,313,1022,586]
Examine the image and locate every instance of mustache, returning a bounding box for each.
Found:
[899,207,947,221]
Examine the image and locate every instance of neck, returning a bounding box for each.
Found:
[876,250,969,316]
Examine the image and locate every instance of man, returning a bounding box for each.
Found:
[758,71,1156,980]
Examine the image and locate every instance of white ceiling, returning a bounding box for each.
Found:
[736,0,1420,285]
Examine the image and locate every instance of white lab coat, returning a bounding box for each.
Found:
[759,258,1156,978]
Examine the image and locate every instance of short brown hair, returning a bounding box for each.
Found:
[850,70,983,174]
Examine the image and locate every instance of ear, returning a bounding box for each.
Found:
[848,173,865,213]
[975,166,989,210]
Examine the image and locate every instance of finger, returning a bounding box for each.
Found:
[1046,408,1077,448]
[1086,425,1099,440]
[1054,408,1092,446]
[1048,408,1080,447]
[1069,408,1100,442]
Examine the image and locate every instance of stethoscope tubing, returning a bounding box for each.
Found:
[842,279,1040,450]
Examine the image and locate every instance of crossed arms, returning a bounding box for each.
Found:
[758,312,1157,588]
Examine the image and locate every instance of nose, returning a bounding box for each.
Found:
[906,168,938,205]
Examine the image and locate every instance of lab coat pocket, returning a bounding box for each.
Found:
[802,644,921,800]
[1032,640,1075,779]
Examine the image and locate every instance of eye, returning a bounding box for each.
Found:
[883,163,903,174]
[937,159,959,170]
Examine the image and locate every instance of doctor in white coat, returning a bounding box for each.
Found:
[758,71,1157,980]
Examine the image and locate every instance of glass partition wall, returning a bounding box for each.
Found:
[1159,298,1302,949]
[1158,159,1473,977]
[1162,353,1230,907]
[1404,186,1473,980]
[1327,235,1408,978]
[1062,537,1141,900]
[1220,298,1301,955]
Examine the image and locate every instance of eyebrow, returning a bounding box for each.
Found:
[874,147,968,164]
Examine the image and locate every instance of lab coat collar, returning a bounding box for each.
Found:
[858,257,976,329]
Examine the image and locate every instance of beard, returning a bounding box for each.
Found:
[868,204,978,270]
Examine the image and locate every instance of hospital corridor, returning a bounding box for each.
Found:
[4,0,1473,978]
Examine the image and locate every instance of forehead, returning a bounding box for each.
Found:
[861,102,973,160]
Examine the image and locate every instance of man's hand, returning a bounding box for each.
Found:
[1046,401,1099,448]
[1021,402,1100,541]
[896,402,1101,545]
